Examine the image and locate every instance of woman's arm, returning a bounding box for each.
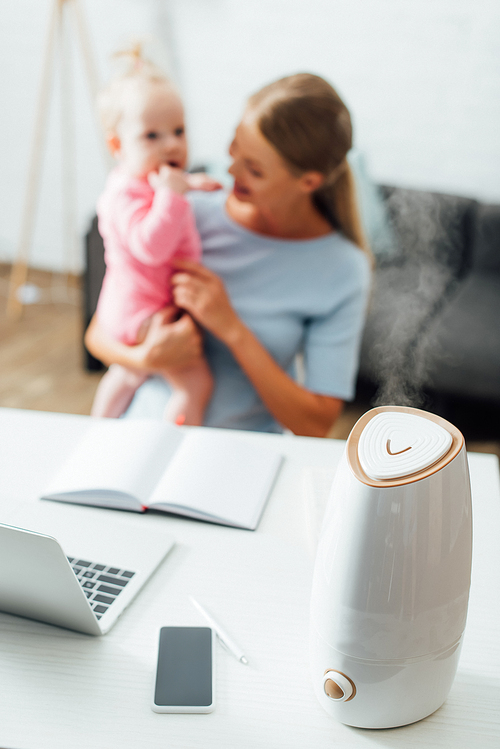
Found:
[222,324,343,437]
[171,260,343,437]
[84,308,205,373]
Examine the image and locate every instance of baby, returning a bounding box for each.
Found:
[90,49,219,424]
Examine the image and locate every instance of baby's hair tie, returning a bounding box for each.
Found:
[113,41,145,73]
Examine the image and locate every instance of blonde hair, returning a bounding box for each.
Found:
[247,74,371,259]
[97,42,175,134]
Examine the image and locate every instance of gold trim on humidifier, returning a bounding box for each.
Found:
[347,406,464,488]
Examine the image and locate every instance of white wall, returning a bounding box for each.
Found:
[0,0,499,273]
[171,0,500,200]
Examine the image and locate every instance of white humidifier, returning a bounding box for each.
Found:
[310,405,472,728]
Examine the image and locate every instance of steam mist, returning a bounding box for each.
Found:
[363,188,468,409]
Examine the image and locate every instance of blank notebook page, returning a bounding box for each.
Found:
[149,431,283,528]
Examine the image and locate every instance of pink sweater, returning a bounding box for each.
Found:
[96,168,201,344]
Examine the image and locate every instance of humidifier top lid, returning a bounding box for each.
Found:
[358,411,453,480]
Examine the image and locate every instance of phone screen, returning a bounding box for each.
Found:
[154,626,213,710]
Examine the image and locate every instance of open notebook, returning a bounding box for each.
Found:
[41,420,283,530]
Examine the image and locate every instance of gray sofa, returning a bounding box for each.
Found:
[83,185,500,437]
[358,186,500,436]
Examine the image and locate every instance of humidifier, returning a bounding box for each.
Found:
[310,406,472,728]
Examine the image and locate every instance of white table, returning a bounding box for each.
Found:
[0,408,499,749]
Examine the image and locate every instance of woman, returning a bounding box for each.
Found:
[85,73,372,437]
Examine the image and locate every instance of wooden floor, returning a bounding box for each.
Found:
[0,265,102,416]
[0,264,499,459]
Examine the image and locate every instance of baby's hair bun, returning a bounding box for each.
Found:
[97,39,174,133]
[110,38,165,80]
[113,40,144,70]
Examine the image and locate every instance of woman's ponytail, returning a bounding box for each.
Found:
[314,163,370,260]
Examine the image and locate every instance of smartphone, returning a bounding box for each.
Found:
[152,626,215,713]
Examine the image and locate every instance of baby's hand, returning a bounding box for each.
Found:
[186,172,224,192]
[148,165,191,195]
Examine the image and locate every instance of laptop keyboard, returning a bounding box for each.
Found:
[67,557,136,620]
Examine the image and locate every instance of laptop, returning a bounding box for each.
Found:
[0,520,174,636]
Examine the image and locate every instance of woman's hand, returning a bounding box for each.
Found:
[186,173,223,192]
[170,259,342,436]
[138,307,205,372]
[148,168,223,195]
[84,308,204,374]
[171,259,243,345]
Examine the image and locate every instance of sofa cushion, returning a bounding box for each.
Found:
[470,204,500,274]
[380,187,477,276]
[417,274,500,402]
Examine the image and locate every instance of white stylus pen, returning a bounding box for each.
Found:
[189,596,249,665]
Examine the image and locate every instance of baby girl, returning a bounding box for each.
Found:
[90,49,219,424]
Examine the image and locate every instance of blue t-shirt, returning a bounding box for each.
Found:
[126,190,371,432]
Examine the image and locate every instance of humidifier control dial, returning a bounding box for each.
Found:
[323,670,356,702]
[358,412,453,480]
